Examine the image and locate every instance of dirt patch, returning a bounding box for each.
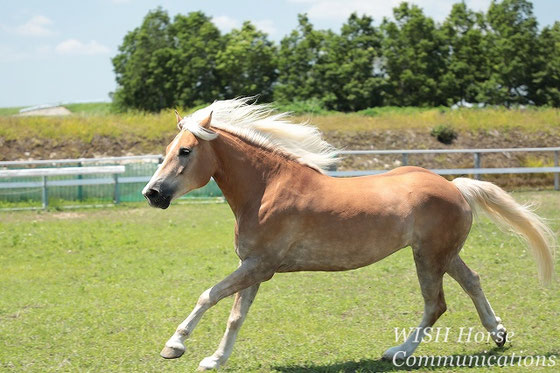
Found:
[0,136,164,161]
[328,129,557,170]
[327,129,559,189]
[51,212,87,220]
[1,128,558,189]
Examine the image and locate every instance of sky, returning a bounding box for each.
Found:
[1,0,558,108]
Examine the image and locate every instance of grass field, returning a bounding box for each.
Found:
[0,107,25,116]
[0,104,559,143]
[0,192,559,372]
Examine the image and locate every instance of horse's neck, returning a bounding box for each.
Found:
[210,130,289,216]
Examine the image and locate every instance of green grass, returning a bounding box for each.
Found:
[0,191,558,372]
[64,102,114,115]
[0,103,113,117]
[304,106,560,133]
[0,106,25,116]
[0,104,559,143]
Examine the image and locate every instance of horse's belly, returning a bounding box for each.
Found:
[276,231,408,272]
[271,205,414,272]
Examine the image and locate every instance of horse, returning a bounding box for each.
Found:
[142,98,555,370]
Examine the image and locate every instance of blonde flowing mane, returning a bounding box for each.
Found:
[179,98,339,173]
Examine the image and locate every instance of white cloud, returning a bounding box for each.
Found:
[111,0,132,3]
[213,16,277,36]
[254,19,277,35]
[465,0,493,12]
[213,15,240,32]
[288,0,492,23]
[15,15,55,37]
[55,39,110,56]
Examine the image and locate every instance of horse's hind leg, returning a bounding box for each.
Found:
[382,246,448,361]
[446,255,507,347]
[198,284,260,371]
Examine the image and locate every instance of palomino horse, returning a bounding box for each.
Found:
[143,98,555,370]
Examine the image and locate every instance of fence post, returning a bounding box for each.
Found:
[402,153,408,166]
[113,174,120,204]
[554,151,559,191]
[328,153,338,172]
[474,152,482,180]
[42,176,48,209]
[77,161,83,201]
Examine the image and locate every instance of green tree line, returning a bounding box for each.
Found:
[112,0,560,112]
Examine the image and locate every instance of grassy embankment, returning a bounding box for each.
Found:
[1,102,559,190]
[0,103,559,142]
[0,191,558,372]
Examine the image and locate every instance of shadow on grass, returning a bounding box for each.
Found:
[272,347,559,372]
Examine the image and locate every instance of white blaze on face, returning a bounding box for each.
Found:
[142,133,183,194]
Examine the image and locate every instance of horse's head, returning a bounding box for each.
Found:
[142,110,218,209]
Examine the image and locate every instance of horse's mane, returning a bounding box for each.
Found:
[181,98,339,173]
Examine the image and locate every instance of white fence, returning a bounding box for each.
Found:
[332,146,560,190]
[0,147,558,210]
[0,154,162,167]
[0,166,126,208]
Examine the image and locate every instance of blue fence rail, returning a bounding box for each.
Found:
[1,147,558,210]
[333,146,560,189]
[0,155,222,209]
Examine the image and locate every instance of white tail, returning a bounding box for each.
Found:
[452,177,556,284]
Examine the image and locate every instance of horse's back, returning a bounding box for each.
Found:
[323,166,468,212]
[269,166,472,272]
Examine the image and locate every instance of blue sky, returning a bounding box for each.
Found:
[1,0,558,108]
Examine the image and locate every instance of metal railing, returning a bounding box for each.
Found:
[0,154,162,167]
[0,155,222,210]
[0,147,558,210]
[0,166,126,209]
[333,146,560,190]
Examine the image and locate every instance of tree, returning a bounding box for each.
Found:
[112,8,175,111]
[274,14,329,104]
[112,10,223,111]
[320,13,384,111]
[276,13,384,111]
[112,2,558,111]
[171,12,223,107]
[440,2,488,105]
[216,22,277,101]
[381,2,447,106]
[479,0,539,105]
[531,22,560,107]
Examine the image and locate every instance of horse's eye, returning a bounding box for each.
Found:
[178,147,191,157]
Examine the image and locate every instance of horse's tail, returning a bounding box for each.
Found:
[452,177,556,284]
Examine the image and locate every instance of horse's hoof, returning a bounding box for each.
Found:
[494,328,507,348]
[160,345,185,359]
[382,346,407,361]
[197,356,220,370]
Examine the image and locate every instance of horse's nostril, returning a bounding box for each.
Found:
[144,188,159,200]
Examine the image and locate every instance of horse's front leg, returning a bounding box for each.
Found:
[160,259,272,360]
[198,283,260,370]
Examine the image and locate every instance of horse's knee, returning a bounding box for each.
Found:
[197,289,214,308]
[464,270,483,295]
[228,312,243,330]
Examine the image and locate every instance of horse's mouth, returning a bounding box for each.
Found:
[146,195,171,209]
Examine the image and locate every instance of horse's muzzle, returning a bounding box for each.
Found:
[143,187,171,209]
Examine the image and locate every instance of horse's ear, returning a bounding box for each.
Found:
[200,111,213,129]
[174,110,183,129]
